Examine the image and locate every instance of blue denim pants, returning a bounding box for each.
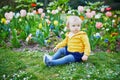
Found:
[47,47,83,66]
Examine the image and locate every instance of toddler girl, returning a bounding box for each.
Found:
[43,16,91,66]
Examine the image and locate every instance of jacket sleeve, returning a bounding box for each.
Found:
[56,35,68,48]
[81,33,91,56]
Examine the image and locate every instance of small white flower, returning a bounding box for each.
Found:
[87,74,90,78]
[112,20,115,23]
[106,28,109,31]
[47,10,50,13]
[102,27,105,30]
[3,74,6,78]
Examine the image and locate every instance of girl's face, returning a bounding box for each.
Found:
[69,22,81,33]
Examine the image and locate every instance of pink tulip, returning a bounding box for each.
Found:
[78,6,84,12]
[91,11,96,16]
[20,9,27,17]
[4,11,14,20]
[96,22,103,29]
[38,8,43,14]
[51,10,56,14]
[41,13,45,18]
[85,12,93,18]
[105,11,112,17]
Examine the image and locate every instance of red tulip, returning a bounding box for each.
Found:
[31,3,37,7]
[105,7,111,11]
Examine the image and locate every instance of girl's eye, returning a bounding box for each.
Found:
[72,25,75,27]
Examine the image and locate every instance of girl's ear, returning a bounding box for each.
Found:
[66,23,69,30]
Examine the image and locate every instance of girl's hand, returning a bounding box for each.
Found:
[82,55,88,61]
[53,47,58,52]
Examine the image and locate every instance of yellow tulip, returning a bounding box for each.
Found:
[54,20,58,26]
[47,39,51,43]
[39,23,42,29]
[1,18,6,24]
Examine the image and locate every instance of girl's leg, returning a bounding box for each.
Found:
[52,47,66,60]
[47,54,75,66]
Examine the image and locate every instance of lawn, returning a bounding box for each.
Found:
[0,48,120,80]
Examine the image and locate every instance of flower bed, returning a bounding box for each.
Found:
[0,1,120,52]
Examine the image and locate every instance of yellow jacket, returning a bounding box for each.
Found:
[56,31,91,56]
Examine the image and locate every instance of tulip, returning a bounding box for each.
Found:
[26,34,32,42]
[31,3,37,7]
[91,11,96,16]
[20,9,27,17]
[50,24,54,29]
[4,11,14,20]
[111,32,118,37]
[96,22,103,29]
[51,10,56,14]
[54,20,58,26]
[80,16,84,20]
[85,12,93,18]
[41,13,45,18]
[105,7,111,11]
[105,11,112,17]
[46,19,51,25]
[1,18,6,24]
[38,8,43,14]
[78,6,84,12]
[104,39,109,43]
[39,23,42,29]
[36,29,40,37]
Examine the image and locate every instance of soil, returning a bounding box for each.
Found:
[12,42,54,53]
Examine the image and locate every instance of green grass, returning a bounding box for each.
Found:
[0,48,120,80]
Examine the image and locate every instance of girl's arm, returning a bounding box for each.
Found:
[81,33,91,56]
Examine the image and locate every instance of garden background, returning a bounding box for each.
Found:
[0,0,120,80]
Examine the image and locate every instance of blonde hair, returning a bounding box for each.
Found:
[66,16,82,29]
